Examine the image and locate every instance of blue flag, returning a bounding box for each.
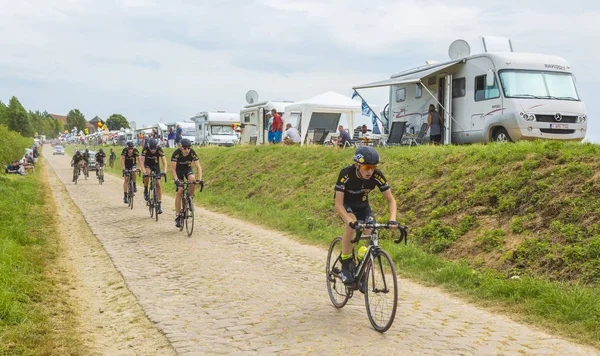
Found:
[351,90,359,99]
[372,113,381,134]
[361,100,372,117]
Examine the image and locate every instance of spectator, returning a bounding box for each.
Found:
[266,113,274,143]
[425,104,443,145]
[283,123,301,145]
[175,124,183,146]
[336,125,351,148]
[19,158,34,174]
[6,161,26,175]
[271,109,283,144]
[167,128,175,148]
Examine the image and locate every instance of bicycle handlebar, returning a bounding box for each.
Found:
[143,172,168,182]
[176,180,204,192]
[350,221,408,245]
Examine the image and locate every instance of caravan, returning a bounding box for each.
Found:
[239,101,293,145]
[354,37,587,144]
[191,111,240,146]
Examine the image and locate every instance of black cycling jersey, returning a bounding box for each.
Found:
[96,152,106,163]
[82,152,90,162]
[72,154,84,164]
[334,165,390,207]
[121,147,140,168]
[171,148,199,172]
[141,146,164,167]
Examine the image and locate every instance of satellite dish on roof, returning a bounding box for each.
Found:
[245,90,259,104]
[448,39,471,60]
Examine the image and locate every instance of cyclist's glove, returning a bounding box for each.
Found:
[122,169,127,176]
[349,221,357,229]
[388,221,398,227]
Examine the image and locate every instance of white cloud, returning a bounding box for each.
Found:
[0,0,598,139]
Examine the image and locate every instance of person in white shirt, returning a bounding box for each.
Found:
[283,123,301,145]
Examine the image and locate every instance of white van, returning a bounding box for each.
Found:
[191,111,240,146]
[354,37,587,144]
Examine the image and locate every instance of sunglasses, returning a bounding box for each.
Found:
[128,147,134,150]
[181,147,191,150]
[359,164,377,171]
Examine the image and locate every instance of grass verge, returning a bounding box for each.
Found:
[0,160,84,355]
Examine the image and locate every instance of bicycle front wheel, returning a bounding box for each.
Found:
[364,249,398,333]
[128,182,134,209]
[326,236,349,308]
[153,184,159,222]
[185,196,194,236]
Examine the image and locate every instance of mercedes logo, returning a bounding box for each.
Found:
[555,113,562,122]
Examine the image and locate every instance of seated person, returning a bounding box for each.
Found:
[335,125,351,147]
[20,158,35,174]
[6,161,26,175]
[283,123,301,145]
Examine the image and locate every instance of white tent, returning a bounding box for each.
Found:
[283,91,377,146]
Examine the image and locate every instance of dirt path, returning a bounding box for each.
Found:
[44,153,175,355]
[45,147,598,355]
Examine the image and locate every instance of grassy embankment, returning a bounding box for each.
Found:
[1,133,84,353]
[93,140,600,347]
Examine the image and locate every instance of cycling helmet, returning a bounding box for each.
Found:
[148,138,159,150]
[180,138,192,148]
[75,150,81,155]
[126,141,135,148]
[354,146,380,165]
[85,148,89,153]
[99,148,104,153]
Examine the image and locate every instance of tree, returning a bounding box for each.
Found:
[6,96,33,137]
[0,101,6,126]
[106,113,130,130]
[54,117,64,137]
[66,109,86,132]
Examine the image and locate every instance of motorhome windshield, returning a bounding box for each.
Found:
[499,70,580,101]
[210,125,234,135]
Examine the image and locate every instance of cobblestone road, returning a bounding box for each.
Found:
[47,152,598,355]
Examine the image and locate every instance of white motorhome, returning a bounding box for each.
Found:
[354,37,587,144]
[172,122,196,144]
[191,111,240,147]
[239,101,293,145]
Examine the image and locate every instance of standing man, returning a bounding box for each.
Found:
[271,109,283,144]
[171,138,203,228]
[175,124,183,147]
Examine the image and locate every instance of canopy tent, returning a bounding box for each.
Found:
[284,91,377,146]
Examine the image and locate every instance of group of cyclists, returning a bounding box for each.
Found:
[70,138,203,228]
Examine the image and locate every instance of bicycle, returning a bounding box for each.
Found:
[97,162,105,185]
[83,162,89,180]
[144,171,166,221]
[326,220,408,332]
[123,169,139,209]
[72,163,82,184]
[177,180,204,236]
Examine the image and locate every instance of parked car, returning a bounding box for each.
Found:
[88,151,97,171]
[52,145,65,155]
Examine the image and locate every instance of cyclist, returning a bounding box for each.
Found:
[334,146,398,285]
[121,141,140,204]
[109,148,117,167]
[171,138,203,228]
[82,148,91,178]
[70,150,85,182]
[140,138,167,214]
[95,148,106,181]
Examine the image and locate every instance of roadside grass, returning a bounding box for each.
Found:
[0,160,84,354]
[88,141,600,347]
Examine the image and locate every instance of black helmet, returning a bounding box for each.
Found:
[180,138,191,148]
[148,138,159,150]
[126,141,135,148]
[354,146,380,165]
[99,148,104,153]
[75,150,81,155]
[85,148,89,153]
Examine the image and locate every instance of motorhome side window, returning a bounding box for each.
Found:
[244,114,250,123]
[452,78,466,98]
[415,84,422,99]
[474,75,500,101]
[395,88,406,102]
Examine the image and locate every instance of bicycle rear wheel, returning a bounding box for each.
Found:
[185,196,194,236]
[364,248,398,332]
[326,236,350,308]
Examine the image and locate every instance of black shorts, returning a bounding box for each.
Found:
[344,205,373,222]
[96,160,104,167]
[145,164,161,176]
[174,169,194,190]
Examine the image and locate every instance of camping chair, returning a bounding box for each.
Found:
[249,136,257,145]
[311,129,330,145]
[406,123,428,146]
[384,121,406,147]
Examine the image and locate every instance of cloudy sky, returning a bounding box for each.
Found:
[1,0,599,140]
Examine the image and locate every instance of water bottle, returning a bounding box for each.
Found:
[357,246,368,261]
